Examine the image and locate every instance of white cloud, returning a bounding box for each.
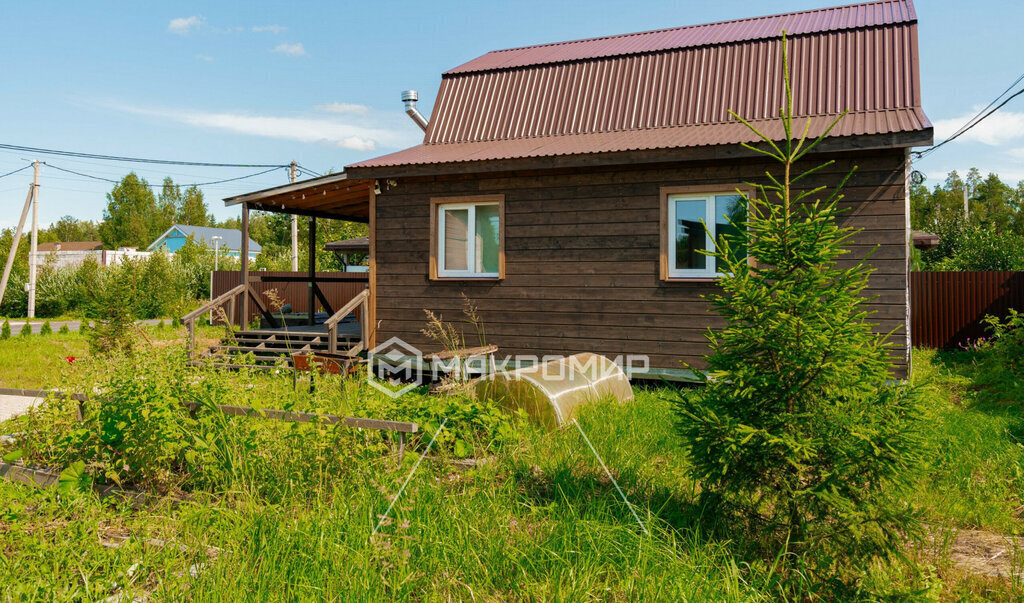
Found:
[168,16,204,35]
[315,102,370,116]
[110,104,419,152]
[273,42,307,57]
[932,109,1024,146]
[195,54,214,62]
[252,25,286,34]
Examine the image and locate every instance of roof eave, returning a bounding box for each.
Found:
[346,128,933,179]
[223,172,352,207]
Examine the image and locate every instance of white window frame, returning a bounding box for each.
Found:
[437,201,500,279]
[666,192,745,279]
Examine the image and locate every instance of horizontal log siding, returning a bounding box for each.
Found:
[374,149,909,376]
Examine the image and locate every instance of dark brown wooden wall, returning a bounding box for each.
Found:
[373,148,909,376]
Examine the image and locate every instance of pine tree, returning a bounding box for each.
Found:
[671,35,923,586]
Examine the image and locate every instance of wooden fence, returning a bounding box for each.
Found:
[210,271,368,325]
[911,271,1024,349]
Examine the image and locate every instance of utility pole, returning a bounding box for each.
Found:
[0,175,35,310]
[26,160,40,319]
[290,161,298,272]
[963,184,969,219]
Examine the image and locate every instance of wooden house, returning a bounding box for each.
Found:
[214,0,931,378]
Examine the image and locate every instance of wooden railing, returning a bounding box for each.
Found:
[324,289,370,356]
[181,283,246,357]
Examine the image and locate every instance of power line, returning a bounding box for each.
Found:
[914,73,1024,160]
[0,164,33,180]
[296,165,323,178]
[44,163,286,188]
[0,142,288,168]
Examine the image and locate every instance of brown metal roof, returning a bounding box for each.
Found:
[446,0,916,74]
[223,173,372,222]
[349,0,930,173]
[325,236,369,253]
[37,241,103,252]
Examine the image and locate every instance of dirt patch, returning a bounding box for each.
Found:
[947,529,1024,579]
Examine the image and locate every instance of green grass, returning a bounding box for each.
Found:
[0,347,1022,600]
[0,322,222,389]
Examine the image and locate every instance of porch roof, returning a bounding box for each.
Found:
[223,172,372,222]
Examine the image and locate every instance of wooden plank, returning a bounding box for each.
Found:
[0,463,60,487]
[180,402,418,433]
[0,387,89,401]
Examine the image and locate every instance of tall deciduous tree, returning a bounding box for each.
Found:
[98,173,161,249]
[178,185,212,226]
[49,216,100,242]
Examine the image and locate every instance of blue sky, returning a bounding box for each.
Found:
[0,0,1021,228]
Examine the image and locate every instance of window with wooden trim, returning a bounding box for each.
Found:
[660,187,748,280]
[431,195,505,279]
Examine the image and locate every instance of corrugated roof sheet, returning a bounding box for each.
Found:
[352,108,929,168]
[349,0,930,172]
[446,0,916,74]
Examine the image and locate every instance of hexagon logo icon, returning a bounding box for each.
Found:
[367,336,424,398]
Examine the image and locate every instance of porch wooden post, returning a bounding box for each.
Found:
[308,216,316,326]
[241,202,249,329]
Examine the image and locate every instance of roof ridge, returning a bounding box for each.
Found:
[489,0,911,56]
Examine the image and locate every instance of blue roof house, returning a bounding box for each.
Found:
[147,224,261,259]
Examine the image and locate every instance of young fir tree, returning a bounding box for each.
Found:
[39,320,52,335]
[671,35,923,584]
[1,319,10,339]
[19,323,32,337]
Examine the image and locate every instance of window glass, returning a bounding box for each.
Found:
[715,194,747,272]
[475,204,500,274]
[443,208,469,271]
[674,199,708,271]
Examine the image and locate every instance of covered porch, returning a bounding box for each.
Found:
[182,172,376,362]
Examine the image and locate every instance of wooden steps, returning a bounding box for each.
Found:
[206,328,361,365]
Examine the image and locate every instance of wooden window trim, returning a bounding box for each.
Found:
[430,194,505,281]
[659,184,754,282]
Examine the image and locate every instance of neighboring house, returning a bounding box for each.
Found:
[325,237,370,272]
[29,241,150,269]
[147,224,261,259]
[225,0,932,378]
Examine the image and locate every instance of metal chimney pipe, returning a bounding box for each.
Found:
[402,90,429,132]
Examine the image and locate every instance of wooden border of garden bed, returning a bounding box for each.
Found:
[0,387,418,456]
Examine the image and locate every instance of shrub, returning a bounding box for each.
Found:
[19,323,32,337]
[669,36,923,590]
[39,321,52,335]
[58,324,70,335]
[78,321,89,334]
[922,218,1024,271]
[1,319,9,339]
[87,264,136,355]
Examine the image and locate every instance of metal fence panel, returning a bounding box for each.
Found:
[911,271,1024,349]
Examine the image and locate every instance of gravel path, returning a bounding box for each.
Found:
[1,318,166,334]
[0,394,42,422]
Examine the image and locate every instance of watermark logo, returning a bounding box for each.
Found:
[367,337,424,398]
[366,336,650,399]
